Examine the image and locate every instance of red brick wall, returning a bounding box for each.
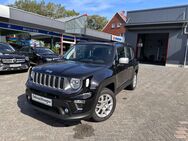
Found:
[102,13,126,36]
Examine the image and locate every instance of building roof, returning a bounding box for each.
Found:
[0,5,65,33]
[127,4,188,13]
[57,15,85,22]
[102,11,127,31]
[118,11,127,22]
[126,5,188,26]
[0,5,117,42]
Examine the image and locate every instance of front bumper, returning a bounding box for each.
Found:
[0,63,29,72]
[25,87,97,120]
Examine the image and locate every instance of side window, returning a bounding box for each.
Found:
[20,47,28,52]
[124,47,132,60]
[19,47,26,52]
[20,47,34,54]
[130,48,135,59]
[117,47,125,59]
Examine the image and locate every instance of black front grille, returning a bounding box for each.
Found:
[32,72,64,90]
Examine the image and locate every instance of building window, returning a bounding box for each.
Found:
[117,23,122,28]
[111,23,115,29]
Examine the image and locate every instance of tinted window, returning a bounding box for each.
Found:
[125,47,131,60]
[117,47,125,59]
[117,46,134,60]
[20,47,30,52]
[130,48,135,60]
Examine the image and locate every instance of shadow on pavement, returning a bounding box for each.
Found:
[0,70,28,75]
[17,93,81,127]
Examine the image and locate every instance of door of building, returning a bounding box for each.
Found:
[136,33,169,66]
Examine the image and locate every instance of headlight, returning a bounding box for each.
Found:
[25,57,29,61]
[46,58,53,61]
[31,71,35,79]
[70,78,81,90]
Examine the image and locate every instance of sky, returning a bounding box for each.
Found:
[1,0,188,19]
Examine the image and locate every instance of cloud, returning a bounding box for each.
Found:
[63,0,113,12]
[62,0,126,19]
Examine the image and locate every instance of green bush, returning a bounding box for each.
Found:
[51,47,60,54]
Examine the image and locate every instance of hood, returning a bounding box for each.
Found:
[32,61,107,78]
[0,53,25,59]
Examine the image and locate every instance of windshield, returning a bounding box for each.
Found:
[35,48,55,55]
[0,43,15,54]
[64,44,114,64]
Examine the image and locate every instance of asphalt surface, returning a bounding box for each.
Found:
[0,65,188,141]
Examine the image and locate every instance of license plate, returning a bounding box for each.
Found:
[31,94,52,107]
[10,64,21,67]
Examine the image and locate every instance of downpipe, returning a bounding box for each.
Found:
[183,23,188,68]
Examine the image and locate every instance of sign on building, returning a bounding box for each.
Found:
[0,22,61,37]
[111,35,124,42]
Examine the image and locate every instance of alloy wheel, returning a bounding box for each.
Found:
[95,94,114,118]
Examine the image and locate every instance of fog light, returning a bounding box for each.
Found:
[28,95,31,100]
[64,108,69,113]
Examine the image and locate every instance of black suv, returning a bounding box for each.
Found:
[26,42,139,122]
[0,43,29,72]
[18,47,62,65]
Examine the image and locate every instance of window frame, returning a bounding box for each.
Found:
[111,23,116,29]
[116,46,134,61]
[117,23,122,28]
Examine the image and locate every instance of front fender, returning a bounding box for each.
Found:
[90,67,116,95]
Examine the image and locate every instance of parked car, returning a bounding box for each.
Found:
[25,42,139,122]
[18,47,63,65]
[0,42,29,72]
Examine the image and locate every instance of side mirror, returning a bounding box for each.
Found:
[119,57,129,64]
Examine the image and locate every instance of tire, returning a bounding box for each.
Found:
[126,72,137,90]
[91,88,116,122]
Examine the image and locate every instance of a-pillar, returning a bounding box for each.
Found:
[50,36,54,49]
[60,33,64,55]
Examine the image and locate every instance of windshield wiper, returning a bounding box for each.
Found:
[78,59,94,63]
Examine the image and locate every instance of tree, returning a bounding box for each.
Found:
[87,15,108,31]
[9,0,79,18]
[9,1,108,31]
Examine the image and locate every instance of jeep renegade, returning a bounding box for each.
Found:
[26,42,139,122]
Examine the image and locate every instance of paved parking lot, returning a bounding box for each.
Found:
[0,65,188,141]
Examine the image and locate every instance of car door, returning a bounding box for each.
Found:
[125,47,134,80]
[116,46,130,88]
